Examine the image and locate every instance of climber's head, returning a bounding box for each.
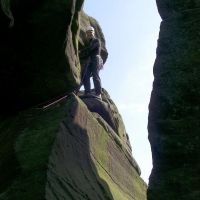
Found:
[85,26,95,39]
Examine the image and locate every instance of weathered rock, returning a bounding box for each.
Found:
[0,93,147,199]
[148,1,200,199]
[0,0,83,114]
[0,1,147,199]
[46,94,146,200]
[0,1,108,115]
[156,0,200,20]
[79,89,132,154]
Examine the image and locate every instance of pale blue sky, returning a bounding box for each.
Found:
[83,0,161,183]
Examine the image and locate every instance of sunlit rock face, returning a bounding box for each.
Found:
[156,0,200,20]
[80,89,133,156]
[46,93,147,200]
[148,1,200,199]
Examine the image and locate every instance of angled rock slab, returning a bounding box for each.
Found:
[46,94,147,200]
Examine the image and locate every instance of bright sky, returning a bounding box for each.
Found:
[83,0,161,183]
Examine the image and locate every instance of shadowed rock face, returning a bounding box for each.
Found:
[0,0,83,114]
[79,89,133,154]
[148,1,200,199]
[0,0,108,116]
[46,94,146,200]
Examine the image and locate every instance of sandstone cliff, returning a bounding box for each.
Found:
[148,1,200,199]
[0,90,147,200]
[1,0,107,115]
[0,1,147,199]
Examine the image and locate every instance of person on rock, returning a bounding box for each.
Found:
[79,26,103,99]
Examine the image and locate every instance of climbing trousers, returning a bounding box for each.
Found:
[82,55,102,95]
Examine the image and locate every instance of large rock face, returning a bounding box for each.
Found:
[0,93,147,199]
[0,1,146,199]
[0,0,107,115]
[80,89,133,154]
[148,1,200,199]
[0,0,82,114]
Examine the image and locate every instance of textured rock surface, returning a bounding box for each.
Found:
[80,89,133,154]
[0,1,147,199]
[0,104,67,199]
[0,0,84,114]
[46,94,147,200]
[0,93,147,199]
[0,0,108,115]
[148,1,200,199]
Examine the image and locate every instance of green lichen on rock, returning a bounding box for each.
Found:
[0,1,147,199]
[148,1,200,199]
[0,92,147,199]
[80,89,133,154]
[46,94,147,200]
[156,0,200,20]
[0,105,66,200]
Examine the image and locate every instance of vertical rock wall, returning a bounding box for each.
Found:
[0,0,83,114]
[0,0,108,115]
[148,1,200,199]
[46,94,147,200]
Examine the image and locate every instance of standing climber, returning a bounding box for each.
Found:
[80,26,103,99]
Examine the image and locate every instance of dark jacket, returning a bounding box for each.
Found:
[87,38,101,57]
[79,37,101,59]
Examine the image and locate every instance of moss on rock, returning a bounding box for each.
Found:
[148,1,200,199]
[0,104,66,199]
